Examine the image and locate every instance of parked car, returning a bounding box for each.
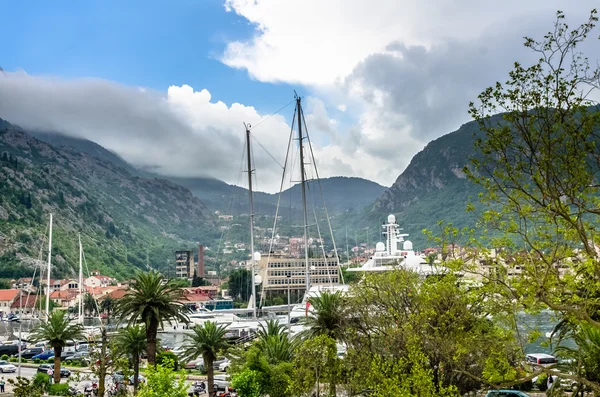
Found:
[0,360,17,373]
[20,347,44,359]
[76,343,89,352]
[112,370,146,385]
[184,358,202,370]
[218,359,230,372]
[34,341,47,350]
[213,374,230,391]
[525,353,557,366]
[64,351,90,364]
[37,364,71,378]
[212,357,228,370]
[32,350,55,360]
[485,391,530,397]
[0,343,19,356]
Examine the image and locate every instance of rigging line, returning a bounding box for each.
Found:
[260,107,296,308]
[81,246,104,329]
[250,134,284,169]
[215,142,247,268]
[249,99,295,132]
[308,183,333,285]
[300,106,345,285]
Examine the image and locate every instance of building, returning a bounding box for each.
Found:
[259,257,340,292]
[0,289,20,311]
[183,286,219,299]
[50,290,78,308]
[175,250,194,278]
[84,275,114,288]
[198,245,205,277]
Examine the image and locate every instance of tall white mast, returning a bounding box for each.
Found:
[78,234,83,323]
[296,96,311,293]
[245,123,257,319]
[45,214,53,316]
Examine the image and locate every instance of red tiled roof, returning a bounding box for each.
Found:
[181,294,211,302]
[107,288,127,299]
[49,290,76,300]
[0,289,20,302]
[11,295,37,309]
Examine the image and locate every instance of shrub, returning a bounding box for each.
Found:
[156,351,179,370]
[1,354,8,360]
[48,383,70,396]
[33,358,41,363]
[8,357,17,362]
[535,374,548,391]
[32,373,50,393]
[46,358,54,364]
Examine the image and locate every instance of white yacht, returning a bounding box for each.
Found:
[347,214,442,275]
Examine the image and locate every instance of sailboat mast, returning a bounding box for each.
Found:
[296,97,311,293]
[245,123,257,319]
[78,234,83,323]
[45,214,53,315]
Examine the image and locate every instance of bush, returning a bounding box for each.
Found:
[46,358,54,364]
[33,358,41,363]
[156,351,179,370]
[48,383,71,396]
[535,374,548,391]
[32,372,50,393]
[8,357,17,362]
[1,354,8,360]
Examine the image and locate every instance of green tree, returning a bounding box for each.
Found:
[137,361,188,397]
[467,8,600,392]
[116,270,188,365]
[344,271,519,395]
[300,290,347,342]
[231,369,261,397]
[8,376,44,397]
[228,269,251,302]
[30,311,84,383]
[100,296,113,322]
[84,292,97,316]
[181,321,229,394]
[113,325,146,393]
[290,335,337,397]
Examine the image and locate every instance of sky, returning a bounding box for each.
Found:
[1,0,599,192]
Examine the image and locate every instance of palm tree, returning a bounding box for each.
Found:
[116,270,188,365]
[113,325,146,393]
[84,292,97,316]
[30,311,84,384]
[256,319,286,342]
[261,333,297,364]
[181,321,230,394]
[100,296,113,322]
[300,290,347,342]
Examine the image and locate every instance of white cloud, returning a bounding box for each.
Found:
[222,1,600,187]
[0,71,296,191]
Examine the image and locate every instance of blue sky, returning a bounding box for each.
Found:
[1,0,294,113]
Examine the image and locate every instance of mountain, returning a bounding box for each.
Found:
[30,132,387,215]
[0,119,216,280]
[174,176,387,215]
[358,117,493,248]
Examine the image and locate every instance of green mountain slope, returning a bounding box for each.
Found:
[339,117,497,250]
[29,132,387,215]
[0,120,216,280]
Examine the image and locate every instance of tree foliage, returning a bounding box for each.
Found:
[115,270,188,365]
[467,8,600,392]
[137,360,188,397]
[228,269,252,302]
[180,321,230,394]
[113,325,147,393]
[30,311,84,384]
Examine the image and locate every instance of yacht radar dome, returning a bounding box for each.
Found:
[387,214,396,224]
[403,240,413,250]
[376,242,385,252]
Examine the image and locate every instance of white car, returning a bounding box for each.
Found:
[213,374,230,391]
[218,359,230,372]
[0,360,17,373]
